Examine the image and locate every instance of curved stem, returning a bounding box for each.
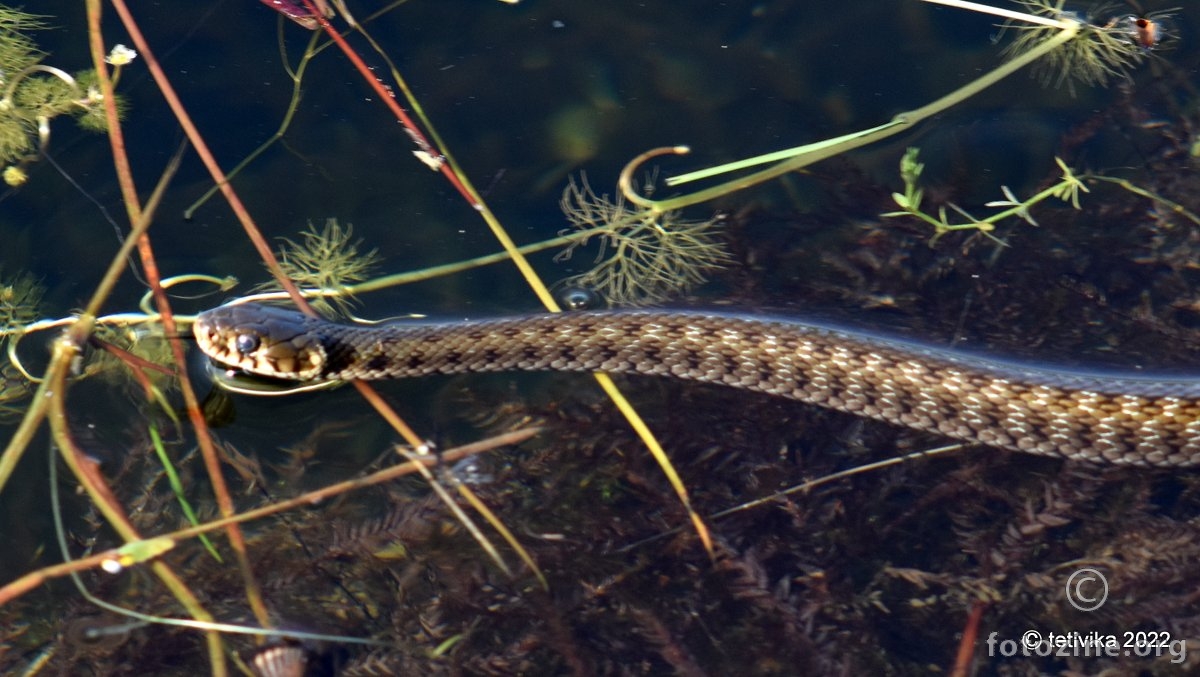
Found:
[622,22,1080,212]
[0,64,80,108]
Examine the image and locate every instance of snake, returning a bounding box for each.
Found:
[193,302,1200,468]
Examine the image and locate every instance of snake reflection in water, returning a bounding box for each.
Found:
[192,302,1200,468]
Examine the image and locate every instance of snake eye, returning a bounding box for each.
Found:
[234,333,260,355]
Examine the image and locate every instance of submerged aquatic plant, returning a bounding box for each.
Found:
[0,267,41,331]
[619,0,1172,213]
[252,218,379,316]
[259,218,380,311]
[555,176,729,306]
[0,7,128,184]
[883,147,1088,243]
[0,268,42,420]
[0,366,27,421]
[1000,0,1152,91]
[87,324,177,392]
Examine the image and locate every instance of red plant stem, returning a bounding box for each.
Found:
[950,601,986,677]
[300,0,482,208]
[112,6,427,463]
[103,0,276,630]
[0,427,538,608]
[108,2,312,311]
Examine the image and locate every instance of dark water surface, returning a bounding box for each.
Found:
[4,1,1200,674]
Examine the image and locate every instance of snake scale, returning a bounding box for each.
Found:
[193,302,1200,468]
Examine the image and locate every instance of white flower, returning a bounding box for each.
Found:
[104,44,137,66]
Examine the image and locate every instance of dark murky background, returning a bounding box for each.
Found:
[13,0,1197,314]
[4,1,1200,674]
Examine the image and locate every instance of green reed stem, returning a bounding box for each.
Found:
[182,29,322,219]
[234,224,612,304]
[148,423,222,562]
[0,105,179,496]
[621,20,1080,212]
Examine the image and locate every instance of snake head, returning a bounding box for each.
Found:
[193,303,328,381]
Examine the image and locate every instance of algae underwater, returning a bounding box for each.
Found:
[2,0,1200,674]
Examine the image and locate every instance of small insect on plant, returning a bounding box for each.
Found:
[1112,3,1180,52]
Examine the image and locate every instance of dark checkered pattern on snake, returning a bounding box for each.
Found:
[194,303,1200,467]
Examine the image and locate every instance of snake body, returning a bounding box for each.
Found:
[193,303,1200,467]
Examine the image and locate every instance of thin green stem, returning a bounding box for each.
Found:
[231,224,613,304]
[344,226,606,295]
[182,30,322,219]
[623,21,1080,212]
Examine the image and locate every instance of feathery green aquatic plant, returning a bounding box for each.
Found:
[0,7,131,184]
[257,218,380,313]
[0,268,42,420]
[555,176,729,306]
[0,267,41,331]
[1000,0,1147,92]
